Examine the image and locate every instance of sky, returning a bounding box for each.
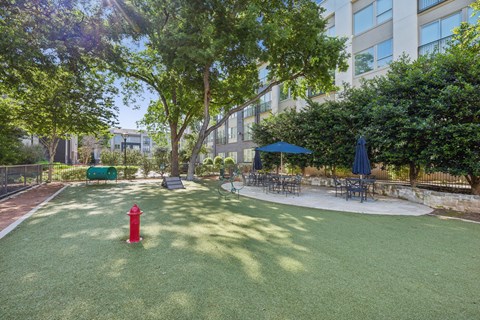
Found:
[115,96,149,130]
[113,81,156,130]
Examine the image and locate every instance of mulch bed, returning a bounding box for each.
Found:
[0,183,65,232]
[431,208,480,223]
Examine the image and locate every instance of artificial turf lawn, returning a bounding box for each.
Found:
[0,181,479,320]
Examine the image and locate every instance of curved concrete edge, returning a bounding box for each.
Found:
[223,183,433,216]
[0,185,68,240]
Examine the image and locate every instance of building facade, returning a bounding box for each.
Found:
[200,0,477,166]
[108,128,156,156]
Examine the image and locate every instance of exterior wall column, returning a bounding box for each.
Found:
[333,0,354,89]
[393,0,418,60]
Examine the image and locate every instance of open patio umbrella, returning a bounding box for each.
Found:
[352,136,371,178]
[253,149,263,171]
[256,141,312,173]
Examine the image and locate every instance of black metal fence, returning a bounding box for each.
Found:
[0,164,44,198]
[1,162,473,198]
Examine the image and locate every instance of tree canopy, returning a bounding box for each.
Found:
[0,0,118,174]
[103,0,348,178]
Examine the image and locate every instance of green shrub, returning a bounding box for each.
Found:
[140,155,154,178]
[61,167,88,181]
[195,164,214,176]
[224,157,235,166]
[203,157,213,165]
[213,156,223,168]
[100,150,122,166]
[114,166,139,179]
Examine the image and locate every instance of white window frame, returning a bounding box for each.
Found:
[354,0,393,35]
[354,38,393,76]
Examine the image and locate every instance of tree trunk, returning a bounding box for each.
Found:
[466,175,480,195]
[46,138,60,182]
[187,65,211,181]
[170,130,180,177]
[409,162,420,188]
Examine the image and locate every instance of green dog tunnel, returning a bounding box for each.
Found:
[86,166,118,181]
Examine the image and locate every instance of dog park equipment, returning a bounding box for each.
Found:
[86,166,117,183]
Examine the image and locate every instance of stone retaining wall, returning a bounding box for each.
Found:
[305,177,480,213]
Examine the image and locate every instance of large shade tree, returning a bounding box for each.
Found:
[1,0,118,179]
[424,14,480,194]
[104,0,348,179]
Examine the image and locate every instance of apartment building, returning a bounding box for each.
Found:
[108,128,155,156]
[201,0,477,166]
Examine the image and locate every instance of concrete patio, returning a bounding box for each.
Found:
[232,184,434,216]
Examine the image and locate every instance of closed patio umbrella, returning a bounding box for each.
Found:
[256,141,312,173]
[253,150,263,171]
[352,136,371,178]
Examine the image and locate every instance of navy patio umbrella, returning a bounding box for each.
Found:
[253,150,263,171]
[352,136,371,178]
[256,141,312,173]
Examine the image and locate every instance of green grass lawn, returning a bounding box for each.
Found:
[1,181,479,320]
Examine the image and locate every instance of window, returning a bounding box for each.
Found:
[354,4,374,35]
[114,135,123,144]
[377,38,393,68]
[259,67,268,86]
[206,132,214,143]
[354,38,392,76]
[468,7,480,25]
[229,112,237,120]
[227,152,237,163]
[228,127,237,143]
[279,84,291,101]
[327,25,336,37]
[419,12,461,55]
[217,152,225,159]
[243,122,253,141]
[354,1,392,35]
[355,47,374,75]
[418,0,446,12]
[243,105,255,118]
[259,92,272,113]
[216,129,226,144]
[377,0,392,24]
[114,144,121,150]
[243,149,253,163]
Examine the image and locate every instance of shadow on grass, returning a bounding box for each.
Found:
[1,180,479,319]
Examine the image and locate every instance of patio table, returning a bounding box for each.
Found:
[346,178,376,202]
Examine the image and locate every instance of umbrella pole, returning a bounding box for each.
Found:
[281,153,283,174]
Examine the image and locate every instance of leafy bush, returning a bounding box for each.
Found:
[61,167,88,181]
[224,157,235,166]
[18,144,46,164]
[195,164,214,176]
[101,150,122,166]
[140,155,154,178]
[114,166,139,179]
[213,156,223,167]
[203,157,213,165]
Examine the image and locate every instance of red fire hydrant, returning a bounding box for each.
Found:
[126,204,143,243]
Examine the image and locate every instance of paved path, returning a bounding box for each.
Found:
[229,184,433,216]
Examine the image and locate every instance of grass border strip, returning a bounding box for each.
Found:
[0,184,68,240]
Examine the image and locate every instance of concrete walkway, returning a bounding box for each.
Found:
[230,184,433,216]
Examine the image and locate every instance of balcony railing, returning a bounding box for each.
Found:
[418,0,446,12]
[243,107,255,118]
[259,101,272,113]
[418,35,453,56]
